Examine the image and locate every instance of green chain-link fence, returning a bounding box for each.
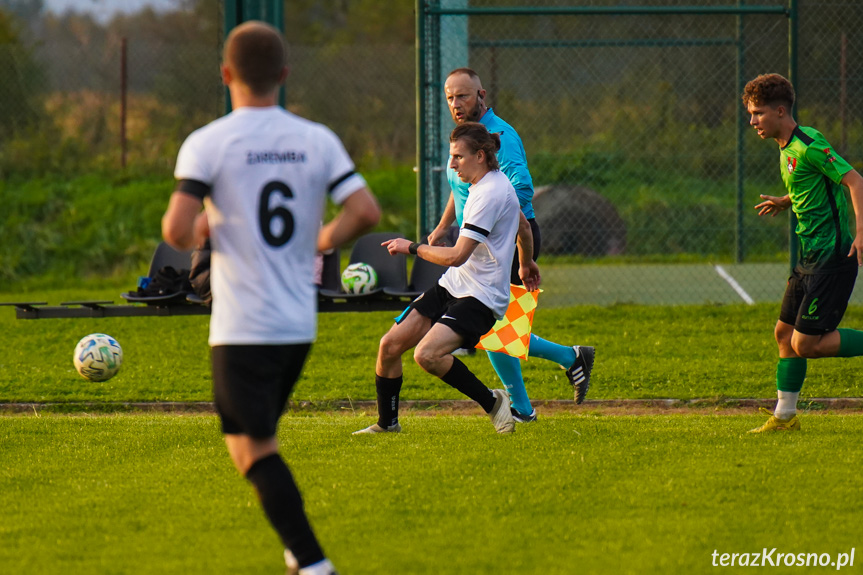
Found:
[2,1,862,306]
[418,0,863,306]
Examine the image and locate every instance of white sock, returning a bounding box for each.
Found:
[299,558,336,575]
[774,390,799,420]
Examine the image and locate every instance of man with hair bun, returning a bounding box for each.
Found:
[429,67,596,423]
[354,122,541,435]
[162,20,380,574]
[743,72,863,433]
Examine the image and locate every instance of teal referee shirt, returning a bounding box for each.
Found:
[446,108,535,225]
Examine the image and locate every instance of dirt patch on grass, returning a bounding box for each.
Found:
[2,398,862,416]
[341,398,863,416]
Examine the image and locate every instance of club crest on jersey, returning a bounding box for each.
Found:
[824,147,837,163]
[786,157,797,173]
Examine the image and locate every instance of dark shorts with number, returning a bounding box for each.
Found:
[509,218,541,284]
[211,343,311,438]
[779,263,858,335]
[399,284,496,349]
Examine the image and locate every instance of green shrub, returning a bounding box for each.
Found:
[0,165,418,290]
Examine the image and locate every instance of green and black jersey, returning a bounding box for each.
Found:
[781,126,854,273]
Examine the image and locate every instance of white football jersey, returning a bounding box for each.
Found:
[438,170,519,319]
[174,106,366,345]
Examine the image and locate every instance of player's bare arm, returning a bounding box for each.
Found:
[193,210,209,243]
[842,169,863,265]
[754,194,791,217]
[428,193,457,246]
[382,235,479,267]
[318,187,380,253]
[162,191,204,250]
[516,212,541,291]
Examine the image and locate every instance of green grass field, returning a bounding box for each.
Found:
[2,413,862,574]
[3,288,863,573]
[4,286,863,403]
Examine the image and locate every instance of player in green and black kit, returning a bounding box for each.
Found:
[743,73,863,432]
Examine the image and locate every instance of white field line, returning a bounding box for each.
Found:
[713,264,755,305]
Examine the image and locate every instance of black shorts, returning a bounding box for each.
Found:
[211,343,311,438]
[779,264,858,335]
[509,218,541,284]
[400,284,496,348]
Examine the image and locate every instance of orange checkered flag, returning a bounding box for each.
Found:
[475,285,541,360]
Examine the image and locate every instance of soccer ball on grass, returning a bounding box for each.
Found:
[73,333,123,382]
[341,262,378,294]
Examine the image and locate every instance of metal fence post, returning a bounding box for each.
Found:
[222,0,285,114]
[416,0,427,241]
[735,1,745,263]
[788,0,799,272]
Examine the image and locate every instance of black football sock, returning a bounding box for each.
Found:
[441,357,496,412]
[245,453,325,568]
[375,374,403,428]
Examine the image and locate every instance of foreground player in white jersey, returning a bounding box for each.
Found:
[162,21,379,575]
[354,122,540,435]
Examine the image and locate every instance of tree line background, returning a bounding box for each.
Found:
[0,0,415,178]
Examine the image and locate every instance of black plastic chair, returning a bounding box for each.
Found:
[382,230,453,299]
[319,232,409,300]
[317,249,342,293]
[145,241,193,278]
[384,254,447,299]
[122,242,193,304]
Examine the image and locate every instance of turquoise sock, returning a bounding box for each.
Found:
[487,351,532,415]
[837,328,863,357]
[529,334,577,367]
[776,357,807,393]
